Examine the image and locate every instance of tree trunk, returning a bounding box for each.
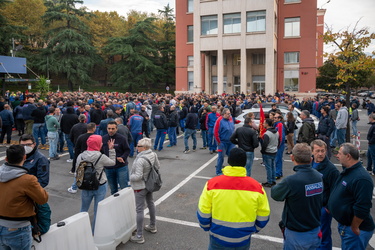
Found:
[68,79,73,91]
[345,81,351,143]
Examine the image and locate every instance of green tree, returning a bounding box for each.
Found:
[316,60,339,91]
[104,18,161,92]
[0,0,22,56]
[39,0,101,90]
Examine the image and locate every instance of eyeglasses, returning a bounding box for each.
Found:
[20,143,33,147]
[137,145,144,148]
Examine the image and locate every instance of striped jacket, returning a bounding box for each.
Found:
[197,166,270,247]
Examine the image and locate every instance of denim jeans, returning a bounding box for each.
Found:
[201,130,208,148]
[208,127,217,151]
[64,133,74,159]
[179,118,186,132]
[216,141,236,175]
[245,152,254,177]
[47,131,58,158]
[284,227,321,250]
[262,154,276,184]
[337,128,346,146]
[154,129,167,151]
[130,132,143,157]
[208,235,250,250]
[338,223,373,250]
[367,144,375,172]
[105,165,129,195]
[32,123,46,147]
[58,130,64,152]
[168,126,177,146]
[318,207,332,250]
[184,128,197,150]
[275,143,285,177]
[352,120,358,136]
[330,127,337,147]
[0,224,32,250]
[134,189,156,237]
[80,183,107,232]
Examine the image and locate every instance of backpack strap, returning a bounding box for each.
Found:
[94,154,105,181]
[139,155,156,181]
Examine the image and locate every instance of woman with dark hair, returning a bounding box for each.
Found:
[285,112,296,155]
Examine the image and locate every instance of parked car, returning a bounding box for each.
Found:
[235,108,320,138]
[358,91,372,97]
[251,102,288,110]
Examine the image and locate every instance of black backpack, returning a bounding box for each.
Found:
[76,154,103,190]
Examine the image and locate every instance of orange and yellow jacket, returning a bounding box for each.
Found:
[197,166,270,248]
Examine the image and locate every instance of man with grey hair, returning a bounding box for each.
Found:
[298,110,315,144]
[366,113,375,175]
[329,143,374,249]
[271,143,323,249]
[115,117,133,145]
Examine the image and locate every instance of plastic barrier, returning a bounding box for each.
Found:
[32,212,98,250]
[94,188,136,250]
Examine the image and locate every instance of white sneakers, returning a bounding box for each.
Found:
[67,187,77,194]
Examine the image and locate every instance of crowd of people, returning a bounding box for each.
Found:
[0,89,374,249]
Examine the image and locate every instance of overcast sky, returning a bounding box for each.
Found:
[80,0,375,53]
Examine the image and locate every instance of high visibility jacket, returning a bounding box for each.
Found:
[197,166,270,248]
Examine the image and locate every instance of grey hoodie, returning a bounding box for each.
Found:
[336,106,348,129]
[76,149,116,185]
[0,163,28,183]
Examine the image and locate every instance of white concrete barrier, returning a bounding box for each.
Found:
[94,188,136,250]
[32,212,97,250]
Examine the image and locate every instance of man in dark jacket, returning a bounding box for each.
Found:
[115,118,133,146]
[153,106,168,151]
[366,113,375,174]
[298,110,316,144]
[0,104,13,144]
[22,98,36,135]
[167,105,179,147]
[102,121,131,194]
[90,103,104,134]
[271,143,323,249]
[31,102,46,148]
[329,143,374,249]
[317,106,334,159]
[61,107,79,162]
[183,111,198,153]
[230,117,259,176]
[70,114,88,146]
[311,139,339,249]
[140,105,150,138]
[179,102,188,133]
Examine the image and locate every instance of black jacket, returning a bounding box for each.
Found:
[168,110,179,127]
[317,115,334,137]
[286,120,296,134]
[31,107,46,123]
[90,108,104,125]
[185,113,198,130]
[230,124,259,152]
[101,132,130,169]
[153,110,168,129]
[199,113,208,130]
[69,122,88,145]
[60,108,79,134]
[368,122,375,145]
[179,106,188,120]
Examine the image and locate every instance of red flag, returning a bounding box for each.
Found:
[259,103,266,138]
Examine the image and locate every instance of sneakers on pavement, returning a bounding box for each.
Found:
[262,182,274,188]
[130,235,145,244]
[69,171,74,175]
[67,159,73,163]
[67,187,77,194]
[193,148,196,152]
[200,147,207,149]
[183,149,190,154]
[144,225,157,234]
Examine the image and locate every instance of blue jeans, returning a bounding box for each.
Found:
[64,133,74,159]
[0,224,32,250]
[105,165,129,195]
[245,152,254,177]
[179,118,186,132]
[352,120,358,136]
[216,141,236,175]
[276,143,285,177]
[330,127,337,147]
[318,207,332,250]
[33,123,46,147]
[262,154,276,183]
[130,132,143,157]
[80,183,107,232]
[367,144,375,172]
[58,130,64,152]
[337,128,346,146]
[338,223,373,250]
[208,235,250,250]
[154,129,167,151]
[208,127,217,151]
[184,128,197,150]
[284,227,321,250]
[168,126,177,146]
[201,130,208,148]
[47,131,58,158]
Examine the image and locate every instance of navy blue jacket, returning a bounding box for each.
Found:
[271,164,323,232]
[185,113,198,130]
[367,122,375,145]
[312,156,339,207]
[23,149,50,188]
[317,114,334,137]
[0,109,14,126]
[328,162,375,231]
[101,132,130,169]
[21,103,36,120]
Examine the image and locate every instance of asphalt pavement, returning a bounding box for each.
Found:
[0,108,374,249]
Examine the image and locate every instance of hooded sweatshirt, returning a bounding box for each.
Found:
[336,106,348,129]
[45,114,60,132]
[0,163,48,228]
[261,128,279,155]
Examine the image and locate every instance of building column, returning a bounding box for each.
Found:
[265,48,275,95]
[204,54,210,94]
[240,48,247,94]
[217,49,224,95]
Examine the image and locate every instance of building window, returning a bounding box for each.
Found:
[223,54,227,65]
[223,13,241,34]
[284,52,300,64]
[253,75,265,94]
[285,17,300,37]
[284,70,299,92]
[201,15,218,35]
[246,11,266,32]
[188,0,193,13]
[188,71,194,91]
[187,25,194,43]
[188,56,194,66]
[285,0,301,3]
[252,54,265,64]
[211,56,217,66]
[233,54,240,65]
